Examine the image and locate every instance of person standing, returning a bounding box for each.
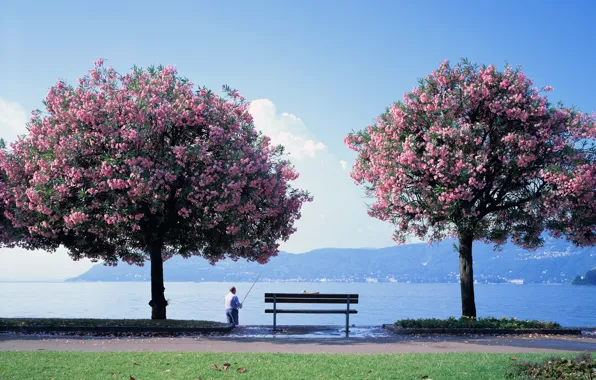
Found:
[224,286,242,326]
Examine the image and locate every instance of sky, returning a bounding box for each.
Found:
[1,0,595,281]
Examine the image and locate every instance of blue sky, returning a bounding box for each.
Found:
[1,0,595,280]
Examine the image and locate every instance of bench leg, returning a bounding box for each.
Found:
[346,295,351,337]
[273,295,277,332]
[345,313,349,337]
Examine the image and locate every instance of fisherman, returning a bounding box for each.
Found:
[224,286,242,326]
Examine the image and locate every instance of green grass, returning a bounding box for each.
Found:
[395,316,561,329]
[0,318,225,328]
[0,352,573,379]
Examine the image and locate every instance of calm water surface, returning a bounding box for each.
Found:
[1,282,595,327]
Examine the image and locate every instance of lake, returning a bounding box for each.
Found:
[1,282,595,327]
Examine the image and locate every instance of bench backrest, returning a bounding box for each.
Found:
[264,293,359,304]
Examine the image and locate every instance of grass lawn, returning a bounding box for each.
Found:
[0,318,226,329]
[0,351,572,379]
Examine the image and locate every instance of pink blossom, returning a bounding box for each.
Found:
[64,211,89,228]
[345,58,596,249]
[1,58,312,276]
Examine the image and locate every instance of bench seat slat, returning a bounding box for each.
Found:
[264,293,358,299]
[264,298,359,304]
[265,309,358,314]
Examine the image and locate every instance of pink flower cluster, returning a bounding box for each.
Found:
[346,59,596,248]
[1,60,311,264]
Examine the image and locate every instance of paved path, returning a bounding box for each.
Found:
[2,333,596,354]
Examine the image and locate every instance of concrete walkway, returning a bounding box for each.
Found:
[2,332,596,354]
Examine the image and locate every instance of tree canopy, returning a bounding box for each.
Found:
[346,59,596,316]
[0,60,311,318]
[346,59,595,249]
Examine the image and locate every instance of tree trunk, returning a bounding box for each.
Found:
[149,239,167,319]
[458,232,477,318]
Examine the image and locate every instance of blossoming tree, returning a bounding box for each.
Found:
[0,139,18,247]
[345,59,595,317]
[3,60,311,319]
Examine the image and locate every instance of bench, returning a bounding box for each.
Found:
[264,293,358,337]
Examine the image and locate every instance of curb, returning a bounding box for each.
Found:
[382,324,582,335]
[0,324,235,336]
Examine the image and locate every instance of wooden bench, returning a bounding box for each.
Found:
[264,293,358,337]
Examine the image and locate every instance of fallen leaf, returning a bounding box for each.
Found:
[212,364,221,371]
[237,367,246,373]
[368,370,373,373]
[223,363,231,370]
[130,377,136,380]
[194,378,202,380]
[509,357,517,361]
[164,369,171,372]
[318,374,322,377]
[133,361,140,366]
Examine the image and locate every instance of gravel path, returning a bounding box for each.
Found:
[2,332,596,354]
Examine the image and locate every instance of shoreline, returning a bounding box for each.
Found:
[1,324,595,338]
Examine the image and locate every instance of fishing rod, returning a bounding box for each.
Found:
[242,272,262,304]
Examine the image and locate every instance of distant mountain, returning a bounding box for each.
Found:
[67,237,596,284]
[572,268,596,285]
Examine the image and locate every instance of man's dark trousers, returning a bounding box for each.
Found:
[226,308,239,326]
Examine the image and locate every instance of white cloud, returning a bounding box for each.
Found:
[250,99,327,159]
[0,97,28,145]
[303,140,327,158]
[249,98,396,253]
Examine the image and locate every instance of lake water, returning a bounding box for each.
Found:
[1,282,595,327]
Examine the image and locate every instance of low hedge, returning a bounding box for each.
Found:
[0,318,225,328]
[395,316,561,329]
[509,352,596,379]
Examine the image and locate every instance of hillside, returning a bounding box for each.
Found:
[67,237,596,284]
[572,268,596,285]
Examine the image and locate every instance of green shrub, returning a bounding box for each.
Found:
[0,318,223,328]
[394,316,561,329]
[509,352,596,379]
